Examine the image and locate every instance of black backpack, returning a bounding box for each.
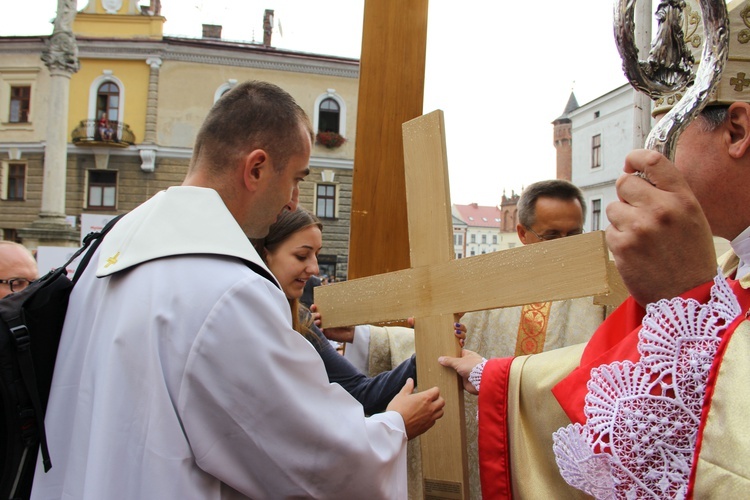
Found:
[0,216,121,499]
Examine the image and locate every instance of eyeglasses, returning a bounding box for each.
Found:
[0,278,33,293]
[525,227,584,241]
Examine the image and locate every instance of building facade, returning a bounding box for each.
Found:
[554,84,730,255]
[0,0,357,280]
[452,203,515,256]
[566,84,634,234]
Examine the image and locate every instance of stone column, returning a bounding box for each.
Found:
[143,57,161,144]
[19,0,81,248]
[139,57,161,172]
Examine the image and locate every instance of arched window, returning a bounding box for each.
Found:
[318,98,340,133]
[96,82,120,122]
[214,80,237,103]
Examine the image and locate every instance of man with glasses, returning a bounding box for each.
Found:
[0,241,38,299]
[453,179,608,497]
[462,179,602,360]
[516,179,585,244]
[334,179,608,498]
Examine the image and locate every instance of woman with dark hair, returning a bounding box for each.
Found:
[252,208,417,414]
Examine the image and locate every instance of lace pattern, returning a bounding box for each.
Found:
[469,358,487,393]
[553,272,741,499]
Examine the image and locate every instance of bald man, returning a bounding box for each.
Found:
[0,241,38,299]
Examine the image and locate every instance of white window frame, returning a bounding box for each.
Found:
[84,169,118,210]
[314,182,339,219]
[87,71,126,138]
[214,79,238,103]
[591,133,603,170]
[313,90,347,138]
[0,68,40,130]
[590,197,603,232]
[0,160,27,200]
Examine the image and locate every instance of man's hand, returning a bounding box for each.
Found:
[606,149,717,306]
[386,379,444,440]
[438,349,484,395]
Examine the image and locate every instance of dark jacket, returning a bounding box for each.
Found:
[309,323,417,415]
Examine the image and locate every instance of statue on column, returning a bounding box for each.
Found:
[41,0,80,74]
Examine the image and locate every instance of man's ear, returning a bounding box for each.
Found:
[516,223,528,244]
[243,149,269,191]
[726,102,750,159]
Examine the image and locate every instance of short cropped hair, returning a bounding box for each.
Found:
[697,105,730,132]
[517,179,587,228]
[189,80,313,175]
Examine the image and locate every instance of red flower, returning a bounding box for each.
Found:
[316,131,346,149]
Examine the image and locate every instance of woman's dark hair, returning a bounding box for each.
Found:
[252,208,323,342]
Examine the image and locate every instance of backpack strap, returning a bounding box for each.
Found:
[73,214,125,284]
[10,214,124,473]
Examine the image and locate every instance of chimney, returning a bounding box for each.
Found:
[263,9,274,46]
[202,24,222,39]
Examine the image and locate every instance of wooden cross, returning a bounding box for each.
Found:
[315,110,623,498]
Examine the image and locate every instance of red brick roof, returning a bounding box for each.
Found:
[453,203,501,228]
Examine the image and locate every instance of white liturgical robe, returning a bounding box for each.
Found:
[31,187,407,499]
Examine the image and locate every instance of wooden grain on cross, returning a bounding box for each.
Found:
[316,110,624,498]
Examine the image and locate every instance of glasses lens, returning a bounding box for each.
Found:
[10,279,31,292]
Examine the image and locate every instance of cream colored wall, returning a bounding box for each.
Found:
[0,53,51,143]
[68,59,150,142]
[156,61,359,153]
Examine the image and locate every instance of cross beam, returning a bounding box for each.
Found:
[316,111,623,498]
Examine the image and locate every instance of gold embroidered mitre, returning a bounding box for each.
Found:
[653,0,750,116]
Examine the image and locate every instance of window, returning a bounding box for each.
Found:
[2,229,19,242]
[470,250,475,256]
[470,234,476,244]
[7,163,25,200]
[454,233,463,246]
[481,234,487,244]
[317,254,337,281]
[87,170,117,209]
[214,80,237,103]
[456,252,462,259]
[591,134,602,168]
[9,86,30,123]
[492,235,498,244]
[316,184,336,218]
[591,199,602,231]
[318,98,340,133]
[96,82,120,123]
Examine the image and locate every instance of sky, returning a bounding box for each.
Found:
[4,0,629,206]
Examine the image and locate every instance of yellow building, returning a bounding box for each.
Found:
[0,0,357,279]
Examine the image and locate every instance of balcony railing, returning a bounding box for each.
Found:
[72,119,136,147]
